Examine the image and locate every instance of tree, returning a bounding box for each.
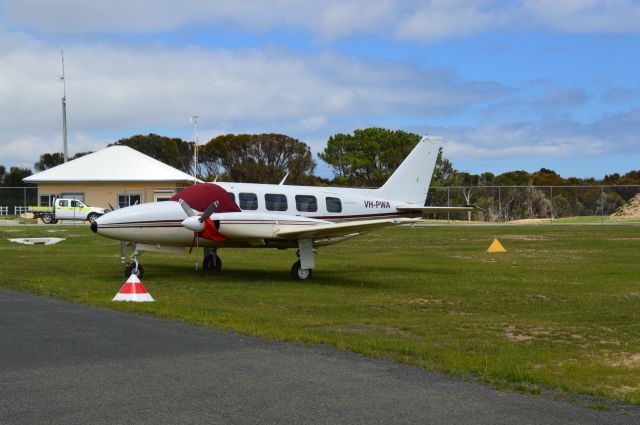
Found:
[431,147,456,187]
[34,151,92,171]
[319,128,421,187]
[3,167,33,187]
[111,134,194,174]
[199,133,317,184]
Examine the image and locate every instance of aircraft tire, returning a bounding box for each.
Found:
[125,263,144,278]
[291,260,312,281]
[203,254,222,272]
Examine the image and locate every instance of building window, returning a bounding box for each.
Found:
[239,193,258,210]
[265,194,287,211]
[60,192,85,202]
[326,197,342,213]
[295,195,317,212]
[39,195,54,207]
[118,194,142,208]
[154,190,175,202]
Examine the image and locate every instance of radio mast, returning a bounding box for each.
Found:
[60,48,68,162]
[191,115,199,181]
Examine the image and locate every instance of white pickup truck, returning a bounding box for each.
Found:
[28,198,107,224]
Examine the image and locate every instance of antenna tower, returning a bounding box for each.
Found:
[60,48,68,162]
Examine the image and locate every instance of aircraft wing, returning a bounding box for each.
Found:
[396,205,476,213]
[274,218,419,239]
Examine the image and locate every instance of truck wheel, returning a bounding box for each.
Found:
[87,213,100,223]
[42,213,54,224]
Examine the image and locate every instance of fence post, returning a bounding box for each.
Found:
[550,186,553,225]
[498,187,501,223]
[447,187,450,224]
[601,186,604,224]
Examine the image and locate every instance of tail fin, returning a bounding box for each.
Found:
[372,136,441,205]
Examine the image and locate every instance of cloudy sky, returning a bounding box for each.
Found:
[1,0,639,178]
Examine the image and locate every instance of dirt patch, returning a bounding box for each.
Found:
[504,326,535,341]
[408,298,453,305]
[503,325,556,342]
[605,353,640,368]
[500,234,547,241]
[612,194,640,218]
[324,324,416,338]
[509,218,550,225]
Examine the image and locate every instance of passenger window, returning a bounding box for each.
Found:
[326,197,342,213]
[239,193,258,210]
[58,200,68,207]
[227,192,235,202]
[295,195,317,212]
[265,194,288,211]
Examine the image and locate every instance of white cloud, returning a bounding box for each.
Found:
[395,0,506,42]
[435,109,640,164]
[0,30,506,168]
[3,0,640,42]
[523,0,640,33]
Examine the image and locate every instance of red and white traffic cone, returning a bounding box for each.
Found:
[112,274,154,302]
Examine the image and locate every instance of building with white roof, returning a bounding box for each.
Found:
[24,145,200,208]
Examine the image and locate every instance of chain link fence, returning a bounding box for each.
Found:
[1,185,639,223]
[426,185,640,223]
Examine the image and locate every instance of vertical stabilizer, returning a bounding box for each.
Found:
[372,136,441,204]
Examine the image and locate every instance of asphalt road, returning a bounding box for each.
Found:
[1,289,637,425]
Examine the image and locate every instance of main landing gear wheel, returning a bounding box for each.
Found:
[125,263,144,278]
[203,254,222,272]
[291,260,312,281]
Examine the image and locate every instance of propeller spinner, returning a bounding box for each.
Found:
[180,199,219,233]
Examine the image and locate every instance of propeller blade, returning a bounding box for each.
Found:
[178,198,196,217]
[199,200,219,223]
[108,203,119,211]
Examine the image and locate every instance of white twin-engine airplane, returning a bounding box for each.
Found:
[92,136,472,280]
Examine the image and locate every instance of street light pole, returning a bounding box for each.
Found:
[191,115,199,181]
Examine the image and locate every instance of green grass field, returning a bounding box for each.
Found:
[1,224,639,404]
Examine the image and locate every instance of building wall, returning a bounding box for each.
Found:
[34,182,191,208]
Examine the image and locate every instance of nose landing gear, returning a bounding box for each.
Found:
[124,244,144,278]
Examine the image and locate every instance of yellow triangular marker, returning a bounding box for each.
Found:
[487,239,506,253]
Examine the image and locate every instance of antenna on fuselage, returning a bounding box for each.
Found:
[278,172,289,185]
